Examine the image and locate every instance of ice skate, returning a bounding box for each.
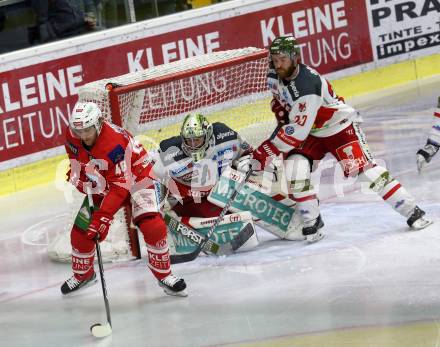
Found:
[61,272,97,295]
[407,206,433,230]
[158,274,187,297]
[303,215,325,244]
[417,141,439,172]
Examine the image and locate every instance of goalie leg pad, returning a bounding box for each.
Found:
[184,211,258,252]
[283,209,306,240]
[208,167,300,240]
[166,211,259,254]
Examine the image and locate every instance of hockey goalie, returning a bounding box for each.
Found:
[151,113,306,260]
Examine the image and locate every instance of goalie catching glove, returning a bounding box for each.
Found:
[86,211,113,241]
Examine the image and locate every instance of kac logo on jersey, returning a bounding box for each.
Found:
[285,126,295,135]
[299,102,306,112]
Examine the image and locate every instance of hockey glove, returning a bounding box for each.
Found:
[271,98,289,125]
[235,154,252,173]
[86,211,113,242]
[416,141,439,173]
[252,140,282,171]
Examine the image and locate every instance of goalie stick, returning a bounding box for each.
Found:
[87,189,112,338]
[170,168,253,264]
[165,214,255,256]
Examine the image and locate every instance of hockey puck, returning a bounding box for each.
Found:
[90,322,112,338]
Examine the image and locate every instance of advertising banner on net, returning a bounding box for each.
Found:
[0,0,372,166]
[367,0,440,62]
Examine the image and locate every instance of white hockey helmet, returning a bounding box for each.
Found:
[69,102,103,134]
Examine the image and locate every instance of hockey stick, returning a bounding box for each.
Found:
[165,214,221,254]
[86,190,112,338]
[165,214,255,256]
[170,168,253,264]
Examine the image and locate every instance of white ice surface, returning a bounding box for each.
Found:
[1,78,440,347]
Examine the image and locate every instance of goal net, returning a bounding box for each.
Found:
[48,47,274,262]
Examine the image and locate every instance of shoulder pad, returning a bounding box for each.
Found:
[159,136,186,164]
[213,123,237,144]
[160,136,182,152]
[289,64,322,102]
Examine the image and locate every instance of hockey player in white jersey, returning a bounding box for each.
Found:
[250,35,432,242]
[151,113,259,255]
[417,96,440,172]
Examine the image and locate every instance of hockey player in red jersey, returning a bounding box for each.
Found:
[417,96,440,172]
[61,101,187,296]
[252,35,433,242]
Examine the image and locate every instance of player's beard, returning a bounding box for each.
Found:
[276,62,296,79]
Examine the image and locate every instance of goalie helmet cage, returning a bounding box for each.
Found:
[48,47,273,263]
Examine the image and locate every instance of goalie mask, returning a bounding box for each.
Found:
[180,113,213,162]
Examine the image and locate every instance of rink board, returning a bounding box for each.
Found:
[0,53,439,197]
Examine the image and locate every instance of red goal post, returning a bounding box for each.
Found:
[48,47,274,263]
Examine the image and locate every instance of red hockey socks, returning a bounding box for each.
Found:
[138,215,171,280]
